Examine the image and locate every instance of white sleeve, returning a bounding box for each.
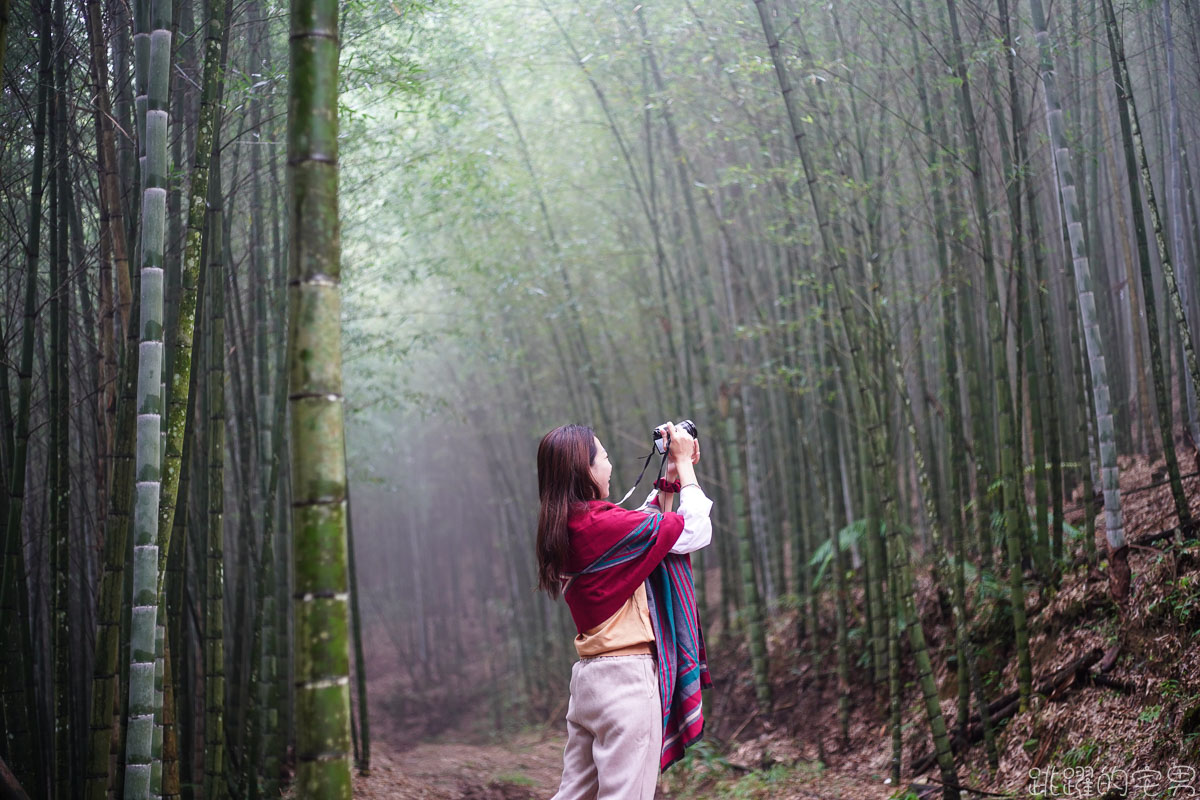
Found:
[669,485,713,554]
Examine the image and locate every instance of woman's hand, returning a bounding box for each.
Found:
[667,422,697,465]
[664,438,699,482]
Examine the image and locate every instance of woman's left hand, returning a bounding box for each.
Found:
[663,440,699,482]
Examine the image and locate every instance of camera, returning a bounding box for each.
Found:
[653,419,698,454]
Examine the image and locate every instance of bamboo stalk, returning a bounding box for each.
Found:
[288,0,354,793]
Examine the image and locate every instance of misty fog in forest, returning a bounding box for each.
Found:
[3,0,1200,795]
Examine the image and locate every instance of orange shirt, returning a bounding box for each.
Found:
[573,583,654,658]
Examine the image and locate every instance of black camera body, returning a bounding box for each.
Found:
[653,419,698,454]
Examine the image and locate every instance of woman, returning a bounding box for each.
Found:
[536,422,713,800]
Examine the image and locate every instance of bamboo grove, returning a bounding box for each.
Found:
[1,0,361,795]
[0,0,1198,797]
[340,0,1200,793]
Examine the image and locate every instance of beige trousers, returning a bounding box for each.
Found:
[550,654,662,800]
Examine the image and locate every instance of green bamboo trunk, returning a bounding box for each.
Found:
[1027,179,1066,571]
[1099,9,1187,528]
[717,213,772,708]
[150,624,164,794]
[724,411,771,710]
[124,0,172,794]
[0,0,9,83]
[86,224,142,800]
[158,0,225,569]
[886,499,901,786]
[942,0,1032,705]
[151,0,228,773]
[204,166,226,800]
[816,408,850,745]
[288,0,354,793]
[1,7,51,793]
[1101,0,1197,535]
[50,0,74,783]
[84,0,132,345]
[347,508,370,775]
[1162,2,1199,447]
[264,233,289,792]
[754,1,959,793]
[991,22,1051,577]
[1022,186,1053,579]
[908,0,972,726]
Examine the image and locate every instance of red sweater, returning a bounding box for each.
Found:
[562,500,685,633]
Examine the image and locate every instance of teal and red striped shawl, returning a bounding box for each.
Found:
[563,500,712,771]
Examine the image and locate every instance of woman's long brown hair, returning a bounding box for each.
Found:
[536,424,601,598]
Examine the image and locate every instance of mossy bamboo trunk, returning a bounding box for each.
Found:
[151,0,225,772]
[158,0,225,568]
[288,0,354,793]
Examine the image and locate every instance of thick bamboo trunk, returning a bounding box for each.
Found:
[288,0,355,792]
[1028,0,1128,596]
[124,0,173,793]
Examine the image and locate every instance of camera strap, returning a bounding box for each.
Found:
[615,446,670,506]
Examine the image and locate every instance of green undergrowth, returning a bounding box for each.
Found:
[492,771,537,787]
[659,742,830,799]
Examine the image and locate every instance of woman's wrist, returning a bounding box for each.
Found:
[672,459,697,487]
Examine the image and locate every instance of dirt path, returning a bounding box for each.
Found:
[349,732,892,799]
[351,732,565,799]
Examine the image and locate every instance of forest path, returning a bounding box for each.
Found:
[350,731,893,799]
[352,731,564,799]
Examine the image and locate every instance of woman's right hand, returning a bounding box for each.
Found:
[667,422,697,465]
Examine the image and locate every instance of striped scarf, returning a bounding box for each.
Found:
[562,503,710,772]
[645,553,711,770]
